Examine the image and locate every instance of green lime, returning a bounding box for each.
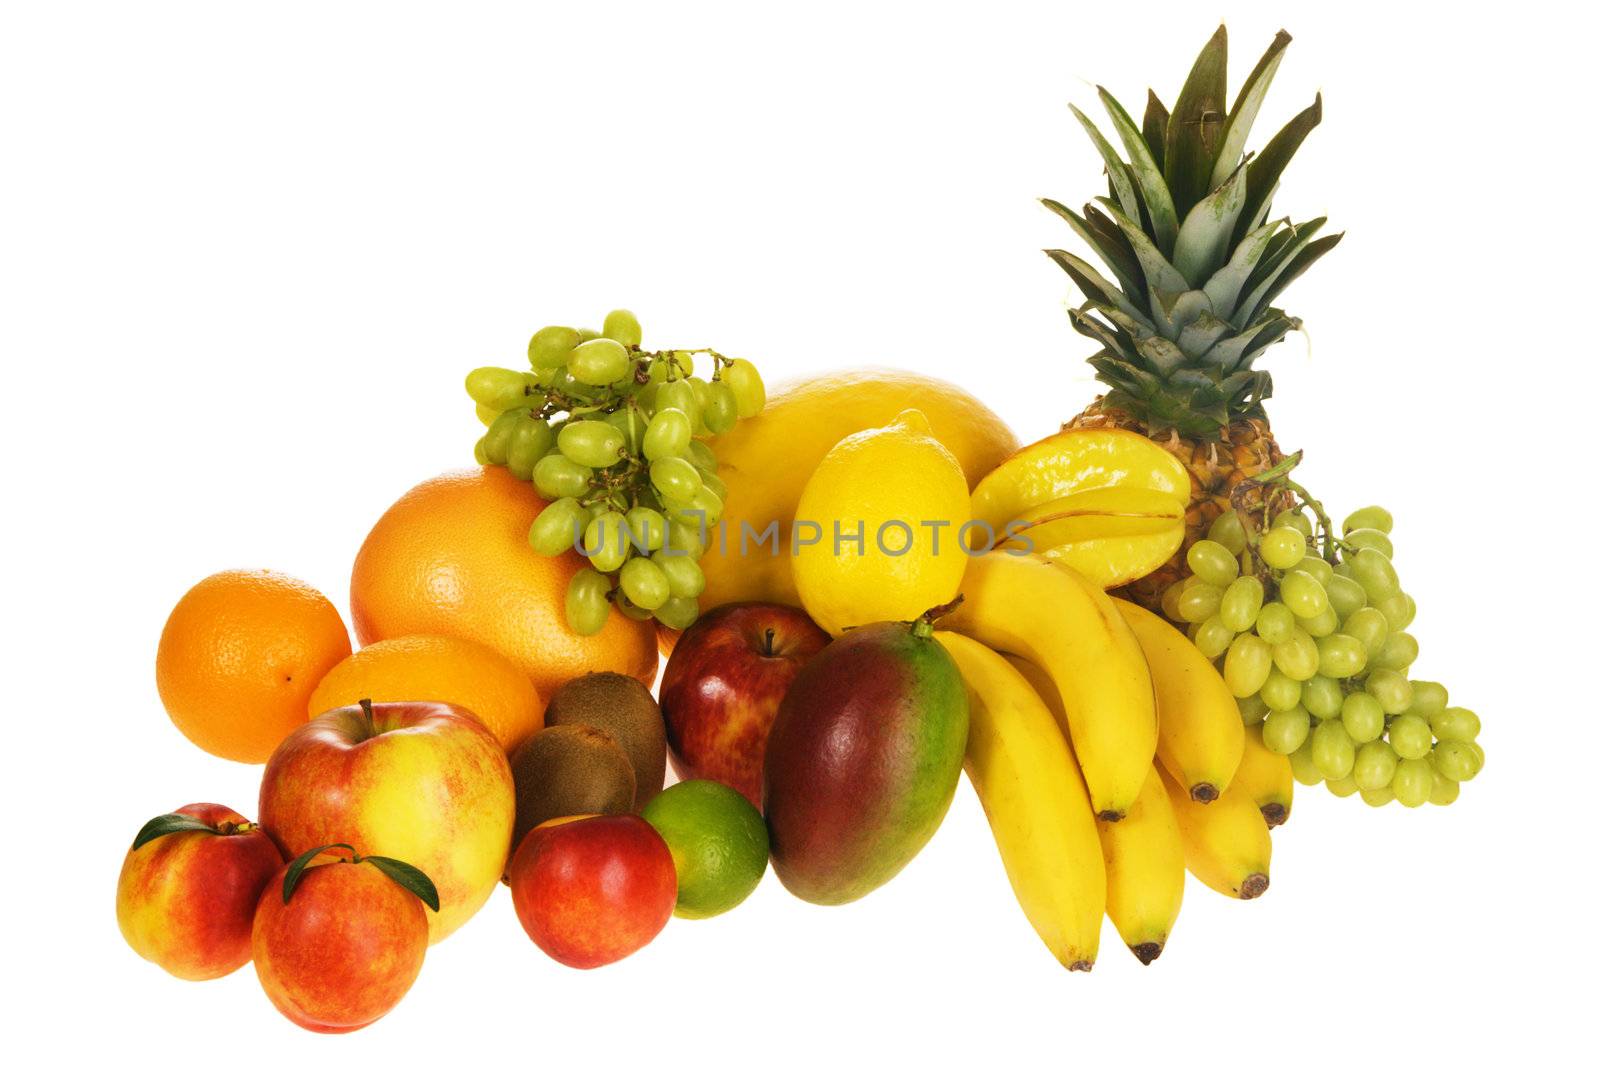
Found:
[640,780,768,919]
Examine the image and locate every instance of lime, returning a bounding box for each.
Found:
[640,780,768,919]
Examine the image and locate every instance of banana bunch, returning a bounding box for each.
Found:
[938,551,1292,969]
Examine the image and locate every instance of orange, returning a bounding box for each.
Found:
[156,570,352,763]
[308,634,545,753]
[349,467,658,695]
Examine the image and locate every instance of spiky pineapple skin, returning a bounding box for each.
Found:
[1068,398,1284,610]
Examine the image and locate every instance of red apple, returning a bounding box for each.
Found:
[115,803,284,980]
[252,845,432,1033]
[659,602,829,807]
[508,814,676,969]
[259,700,514,943]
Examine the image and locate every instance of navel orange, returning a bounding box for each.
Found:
[349,467,658,694]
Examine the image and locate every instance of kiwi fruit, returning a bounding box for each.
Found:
[508,723,636,855]
[544,671,667,806]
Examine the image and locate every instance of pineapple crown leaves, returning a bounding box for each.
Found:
[1047,25,1342,439]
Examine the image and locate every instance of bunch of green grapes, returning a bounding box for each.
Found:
[465,309,766,636]
[1164,490,1484,809]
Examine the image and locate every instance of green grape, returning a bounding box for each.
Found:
[1301,674,1344,719]
[1365,669,1413,714]
[1272,510,1314,537]
[465,366,530,410]
[529,325,582,370]
[1391,758,1433,807]
[1255,602,1296,644]
[565,569,612,636]
[1430,706,1479,742]
[1342,505,1393,535]
[686,439,718,474]
[1259,669,1302,712]
[622,506,666,553]
[1315,634,1367,679]
[1311,719,1356,780]
[1410,680,1449,718]
[1219,575,1264,631]
[602,309,642,347]
[1261,706,1310,754]
[1341,692,1385,744]
[1288,742,1323,785]
[1193,615,1235,659]
[475,403,500,427]
[1428,768,1459,805]
[1301,607,1340,638]
[1223,634,1273,698]
[1259,526,1307,569]
[1161,579,1187,622]
[473,437,490,464]
[532,365,562,388]
[558,420,626,468]
[665,519,706,560]
[1344,527,1394,558]
[1432,738,1482,783]
[672,485,725,525]
[1350,547,1400,601]
[1376,593,1416,631]
[551,368,599,399]
[650,456,702,504]
[1374,632,1419,671]
[1325,775,1359,798]
[1279,570,1329,619]
[699,469,728,501]
[533,453,592,498]
[1187,540,1239,586]
[483,409,523,465]
[1207,511,1248,556]
[1236,693,1269,726]
[654,595,701,631]
[1324,574,1368,619]
[1360,787,1394,807]
[643,409,692,460]
[1178,580,1225,623]
[507,418,557,482]
[614,593,656,622]
[619,556,670,611]
[1341,606,1390,655]
[1272,628,1320,681]
[1353,739,1398,791]
[655,379,699,421]
[1465,740,1485,771]
[722,358,766,417]
[576,328,601,342]
[1290,555,1333,586]
[582,510,631,573]
[1387,714,1432,760]
[657,552,706,598]
[568,338,631,386]
[605,407,645,452]
[702,381,739,434]
[527,497,586,556]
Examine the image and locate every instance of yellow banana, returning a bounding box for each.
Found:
[1096,767,1185,965]
[1114,599,1244,803]
[942,551,1156,820]
[934,632,1104,971]
[1159,763,1271,900]
[1233,723,1294,828]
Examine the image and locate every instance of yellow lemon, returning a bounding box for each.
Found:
[792,409,971,635]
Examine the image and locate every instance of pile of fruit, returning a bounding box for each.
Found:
[118,24,1485,1030]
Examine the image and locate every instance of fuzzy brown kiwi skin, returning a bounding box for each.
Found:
[543,672,667,806]
[507,724,637,862]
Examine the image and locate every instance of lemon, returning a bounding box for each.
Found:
[792,409,971,635]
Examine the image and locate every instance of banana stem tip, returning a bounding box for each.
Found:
[1130,942,1163,966]
[1240,873,1270,900]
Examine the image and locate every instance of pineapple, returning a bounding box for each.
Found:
[1048,25,1339,608]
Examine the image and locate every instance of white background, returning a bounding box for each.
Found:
[4,0,1595,1061]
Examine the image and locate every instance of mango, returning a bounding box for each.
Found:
[762,615,968,905]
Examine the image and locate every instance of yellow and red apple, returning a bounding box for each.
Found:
[259,700,514,942]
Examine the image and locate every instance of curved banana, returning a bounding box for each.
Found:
[1097,767,1185,964]
[942,552,1156,819]
[934,632,1104,972]
[1159,764,1271,900]
[1114,599,1244,803]
[1233,723,1294,828]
